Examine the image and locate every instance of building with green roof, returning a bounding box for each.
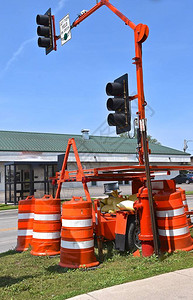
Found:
[0,130,190,204]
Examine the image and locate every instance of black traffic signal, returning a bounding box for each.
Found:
[36,8,53,55]
[106,73,131,134]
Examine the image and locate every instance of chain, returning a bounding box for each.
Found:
[135,209,139,227]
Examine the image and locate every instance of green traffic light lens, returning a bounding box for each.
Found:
[64,33,68,40]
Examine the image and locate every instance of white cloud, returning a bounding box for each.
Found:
[1,0,67,77]
[1,37,36,76]
[53,0,67,14]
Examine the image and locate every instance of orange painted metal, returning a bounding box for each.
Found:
[58,1,193,255]
[60,197,99,269]
[154,191,193,252]
[115,211,129,236]
[134,187,154,257]
[16,195,35,252]
[99,214,116,241]
[55,138,91,203]
[93,199,116,241]
[53,153,193,184]
[52,138,193,256]
[31,195,61,256]
[71,0,148,164]
[93,200,136,243]
[104,0,136,30]
[72,0,136,31]
[132,178,144,194]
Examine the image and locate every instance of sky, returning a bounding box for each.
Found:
[0,0,193,154]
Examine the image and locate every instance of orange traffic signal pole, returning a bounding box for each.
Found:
[71,0,159,255]
[72,0,148,165]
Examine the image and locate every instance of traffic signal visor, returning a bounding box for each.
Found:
[106,73,131,134]
[36,8,53,55]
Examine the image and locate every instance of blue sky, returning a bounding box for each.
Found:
[0,0,193,154]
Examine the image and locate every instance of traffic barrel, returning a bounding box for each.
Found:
[59,197,99,269]
[154,190,193,252]
[16,195,35,252]
[177,188,191,226]
[31,195,61,256]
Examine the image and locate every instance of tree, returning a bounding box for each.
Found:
[119,133,161,145]
[119,132,130,138]
[147,135,161,145]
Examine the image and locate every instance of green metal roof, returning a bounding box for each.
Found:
[0,130,189,156]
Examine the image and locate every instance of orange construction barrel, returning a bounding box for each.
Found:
[177,188,191,226]
[154,190,193,252]
[59,197,99,269]
[16,195,35,252]
[31,195,61,256]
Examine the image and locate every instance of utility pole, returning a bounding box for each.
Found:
[183,139,193,152]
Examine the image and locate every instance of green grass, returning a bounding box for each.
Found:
[0,204,18,211]
[185,191,193,195]
[1,246,193,300]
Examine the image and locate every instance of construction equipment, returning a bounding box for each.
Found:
[53,138,193,259]
[32,1,193,260]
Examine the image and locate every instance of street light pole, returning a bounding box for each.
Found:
[183,139,193,152]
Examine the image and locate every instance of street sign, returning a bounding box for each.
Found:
[59,14,71,46]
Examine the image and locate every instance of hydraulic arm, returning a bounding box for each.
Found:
[70,0,159,255]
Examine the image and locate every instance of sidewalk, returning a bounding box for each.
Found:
[68,268,193,300]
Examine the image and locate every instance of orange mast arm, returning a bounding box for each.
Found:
[70,1,159,254]
[72,0,136,31]
[71,0,148,165]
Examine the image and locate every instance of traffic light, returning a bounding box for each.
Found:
[106,73,131,134]
[36,8,54,55]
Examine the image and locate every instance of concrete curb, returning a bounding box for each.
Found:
[0,209,18,212]
[68,268,193,300]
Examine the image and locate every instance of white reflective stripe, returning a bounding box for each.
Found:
[34,214,61,221]
[97,207,100,211]
[61,239,94,250]
[158,226,189,237]
[18,229,33,236]
[18,213,34,220]
[156,207,185,218]
[183,200,188,206]
[62,218,92,228]
[33,231,60,239]
[95,213,98,225]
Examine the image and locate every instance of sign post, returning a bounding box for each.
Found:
[59,14,71,46]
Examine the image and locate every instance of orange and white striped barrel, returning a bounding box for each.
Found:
[177,188,191,226]
[31,195,61,256]
[59,197,99,269]
[154,190,193,252]
[16,195,35,252]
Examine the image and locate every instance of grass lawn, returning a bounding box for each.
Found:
[0,204,18,211]
[1,243,193,300]
[186,191,193,195]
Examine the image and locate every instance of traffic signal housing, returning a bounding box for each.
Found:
[36,8,54,55]
[106,73,131,134]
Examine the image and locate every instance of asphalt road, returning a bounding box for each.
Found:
[0,210,18,253]
[0,184,193,254]
[176,183,193,192]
